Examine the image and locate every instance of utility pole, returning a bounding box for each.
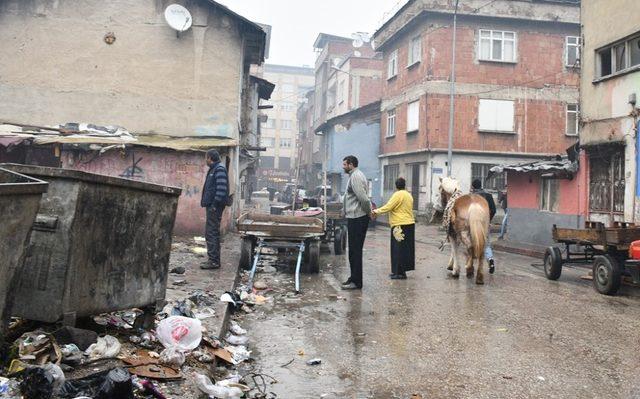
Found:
[447,0,460,177]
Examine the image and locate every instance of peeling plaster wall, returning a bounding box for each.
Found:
[0,0,244,139]
[60,146,234,235]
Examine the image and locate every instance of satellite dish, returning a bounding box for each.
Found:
[352,38,364,48]
[354,50,362,57]
[164,4,192,32]
[332,57,343,68]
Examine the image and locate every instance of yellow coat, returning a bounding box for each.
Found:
[373,189,415,227]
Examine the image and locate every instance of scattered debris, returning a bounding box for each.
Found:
[84,335,121,360]
[52,326,98,351]
[226,334,249,346]
[253,280,268,290]
[122,350,182,380]
[306,358,322,366]
[170,266,186,274]
[229,322,247,336]
[156,316,202,352]
[194,373,246,399]
[191,247,208,256]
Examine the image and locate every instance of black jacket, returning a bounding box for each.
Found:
[201,162,229,208]
[473,189,496,221]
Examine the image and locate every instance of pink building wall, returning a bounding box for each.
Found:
[60,147,233,235]
[508,153,588,217]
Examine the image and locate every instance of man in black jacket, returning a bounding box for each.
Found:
[201,149,229,269]
[471,179,496,274]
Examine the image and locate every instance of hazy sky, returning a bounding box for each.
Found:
[218,0,404,67]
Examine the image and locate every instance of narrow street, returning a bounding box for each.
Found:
[238,225,640,399]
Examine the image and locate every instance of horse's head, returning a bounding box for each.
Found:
[438,176,460,208]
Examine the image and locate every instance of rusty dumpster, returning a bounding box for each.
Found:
[0,168,48,336]
[1,164,181,326]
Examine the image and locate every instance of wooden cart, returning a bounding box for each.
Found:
[237,212,324,293]
[545,223,640,295]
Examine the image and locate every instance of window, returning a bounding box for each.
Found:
[407,100,420,133]
[263,119,276,129]
[408,36,421,66]
[540,179,559,212]
[566,104,579,136]
[566,36,581,67]
[384,164,400,194]
[597,32,640,78]
[279,157,291,170]
[260,156,275,168]
[589,148,625,214]
[471,163,506,191]
[478,99,514,132]
[386,109,396,137]
[281,120,292,130]
[280,103,294,112]
[479,30,516,62]
[387,49,398,79]
[280,138,292,148]
[262,137,275,148]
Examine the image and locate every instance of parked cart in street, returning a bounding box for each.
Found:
[237,212,324,293]
[544,223,640,295]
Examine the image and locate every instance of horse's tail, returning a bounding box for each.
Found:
[468,202,489,259]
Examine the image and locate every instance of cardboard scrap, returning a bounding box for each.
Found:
[122,350,182,380]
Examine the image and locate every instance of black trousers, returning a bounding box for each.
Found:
[390,224,415,276]
[205,206,223,265]
[347,215,370,287]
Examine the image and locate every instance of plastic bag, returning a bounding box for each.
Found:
[159,347,186,367]
[156,316,202,351]
[194,374,243,399]
[229,322,246,336]
[85,335,121,359]
[225,334,248,346]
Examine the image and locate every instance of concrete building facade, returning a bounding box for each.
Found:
[0,0,267,234]
[257,64,314,189]
[373,0,581,214]
[580,0,640,226]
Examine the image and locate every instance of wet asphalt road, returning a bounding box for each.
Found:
[241,224,640,399]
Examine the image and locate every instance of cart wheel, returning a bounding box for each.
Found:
[303,240,320,274]
[543,246,563,280]
[334,228,344,255]
[239,237,255,270]
[592,255,622,295]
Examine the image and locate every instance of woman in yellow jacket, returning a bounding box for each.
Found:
[372,177,415,279]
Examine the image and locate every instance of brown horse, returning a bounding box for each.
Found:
[439,177,490,285]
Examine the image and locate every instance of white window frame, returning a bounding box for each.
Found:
[280,138,292,148]
[540,178,559,212]
[264,119,276,129]
[596,32,640,79]
[281,120,292,130]
[386,109,396,138]
[565,36,581,67]
[407,100,420,133]
[262,137,275,148]
[566,104,579,136]
[479,29,517,63]
[408,36,421,67]
[478,99,515,133]
[387,49,398,79]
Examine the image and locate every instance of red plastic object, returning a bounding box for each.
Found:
[629,240,640,259]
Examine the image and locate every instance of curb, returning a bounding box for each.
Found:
[492,242,544,258]
[216,256,243,339]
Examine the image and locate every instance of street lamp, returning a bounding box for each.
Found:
[447,0,460,176]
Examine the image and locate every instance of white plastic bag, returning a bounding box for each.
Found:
[194,373,243,399]
[225,334,248,346]
[156,316,202,351]
[84,335,121,359]
[229,322,246,336]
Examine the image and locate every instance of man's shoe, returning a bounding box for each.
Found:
[389,273,397,278]
[341,282,360,290]
[391,274,407,280]
[342,277,353,286]
[200,261,221,270]
[488,259,495,274]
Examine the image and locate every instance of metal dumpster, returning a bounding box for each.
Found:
[0,168,48,335]
[1,164,181,325]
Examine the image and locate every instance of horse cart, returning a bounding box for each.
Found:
[544,224,640,295]
[237,212,324,293]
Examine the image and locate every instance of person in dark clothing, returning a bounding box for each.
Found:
[499,189,508,240]
[471,179,496,274]
[200,149,229,269]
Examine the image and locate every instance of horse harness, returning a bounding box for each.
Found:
[442,189,463,231]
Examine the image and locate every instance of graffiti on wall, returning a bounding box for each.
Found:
[120,156,145,179]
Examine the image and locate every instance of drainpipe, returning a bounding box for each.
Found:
[446,0,460,177]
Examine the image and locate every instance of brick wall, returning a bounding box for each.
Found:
[379,18,580,157]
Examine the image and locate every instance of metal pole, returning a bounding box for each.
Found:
[323,135,328,229]
[446,0,460,177]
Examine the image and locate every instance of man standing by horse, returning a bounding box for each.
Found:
[471,179,496,274]
[341,155,371,290]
